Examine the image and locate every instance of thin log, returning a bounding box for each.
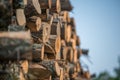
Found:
[32,44,44,62]
[27,16,41,32]
[50,0,61,13]
[39,0,51,9]
[44,35,61,54]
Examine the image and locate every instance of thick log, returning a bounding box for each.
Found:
[50,0,61,13]
[41,60,61,76]
[65,25,72,42]
[39,0,51,9]
[31,22,50,43]
[27,16,41,32]
[28,63,52,80]
[44,35,61,54]
[32,44,44,62]
[76,35,80,46]
[50,21,61,36]
[0,31,32,60]
[25,0,41,18]
[60,0,73,11]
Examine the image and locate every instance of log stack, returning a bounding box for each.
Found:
[0,0,91,80]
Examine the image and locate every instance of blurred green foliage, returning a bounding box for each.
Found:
[92,56,120,80]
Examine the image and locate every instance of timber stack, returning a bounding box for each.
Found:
[0,0,91,80]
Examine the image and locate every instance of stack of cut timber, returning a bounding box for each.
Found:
[0,0,91,80]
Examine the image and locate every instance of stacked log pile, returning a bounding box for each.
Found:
[0,0,91,80]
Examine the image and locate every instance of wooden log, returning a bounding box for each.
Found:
[25,0,41,18]
[0,2,12,31]
[65,25,72,42]
[50,21,61,36]
[39,9,49,21]
[39,0,51,9]
[50,0,61,13]
[28,63,52,80]
[77,48,82,58]
[76,61,81,73]
[73,49,78,63]
[61,22,67,40]
[20,60,29,74]
[69,18,76,33]
[61,46,67,60]
[27,16,41,32]
[0,31,31,39]
[67,39,76,49]
[71,32,77,41]
[59,11,70,22]
[31,22,50,43]
[0,31,32,61]
[61,40,66,47]
[41,60,61,76]
[44,35,61,54]
[76,35,80,46]
[66,47,73,62]
[60,68,64,80]
[32,44,44,62]
[16,9,26,26]
[60,0,73,11]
